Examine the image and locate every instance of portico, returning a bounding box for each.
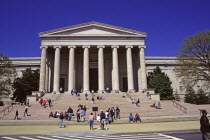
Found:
[38,22,147,93]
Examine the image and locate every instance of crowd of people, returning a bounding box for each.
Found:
[49,104,88,122]
[16,88,163,131]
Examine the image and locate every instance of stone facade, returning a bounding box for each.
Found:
[10,56,187,94]
[37,22,148,93]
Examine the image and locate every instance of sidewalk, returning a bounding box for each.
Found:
[0,121,199,136]
[0,114,203,136]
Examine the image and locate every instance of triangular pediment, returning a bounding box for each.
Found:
[39,22,146,37]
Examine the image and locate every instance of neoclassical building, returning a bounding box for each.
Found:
[38,22,148,93]
[11,22,194,97]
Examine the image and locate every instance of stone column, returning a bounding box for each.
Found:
[48,53,52,92]
[83,45,90,93]
[111,45,120,92]
[68,45,76,92]
[97,45,105,93]
[39,46,48,92]
[45,52,49,92]
[53,46,61,93]
[139,46,147,90]
[126,45,135,92]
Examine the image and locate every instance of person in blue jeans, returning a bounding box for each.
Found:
[89,113,94,130]
[156,102,162,109]
[59,112,65,128]
[81,109,86,122]
[128,113,134,123]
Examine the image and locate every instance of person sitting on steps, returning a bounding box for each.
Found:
[150,102,156,107]
[128,113,134,123]
[156,102,162,109]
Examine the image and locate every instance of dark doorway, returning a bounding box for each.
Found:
[60,78,65,93]
[122,77,128,92]
[90,68,98,92]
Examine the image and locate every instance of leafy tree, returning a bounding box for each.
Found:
[184,86,196,104]
[147,66,174,100]
[174,31,210,90]
[0,52,16,99]
[12,68,39,101]
[195,89,209,105]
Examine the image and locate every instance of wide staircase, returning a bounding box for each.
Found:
[2,92,209,120]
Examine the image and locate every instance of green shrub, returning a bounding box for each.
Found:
[184,86,196,104]
[195,89,209,105]
[184,87,209,104]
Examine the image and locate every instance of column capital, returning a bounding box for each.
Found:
[111,45,119,49]
[54,45,61,49]
[82,45,90,49]
[125,45,133,49]
[68,45,76,49]
[40,46,48,49]
[139,45,146,48]
[97,45,105,49]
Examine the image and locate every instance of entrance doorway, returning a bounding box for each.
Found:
[90,68,98,92]
[60,78,65,93]
[122,77,128,92]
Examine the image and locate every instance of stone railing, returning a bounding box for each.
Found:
[52,94,64,105]
[124,92,133,102]
[0,104,14,119]
[172,100,187,114]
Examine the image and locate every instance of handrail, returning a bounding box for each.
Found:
[172,100,187,114]
[0,104,14,119]
[125,92,133,101]
[125,92,137,104]
[52,94,64,105]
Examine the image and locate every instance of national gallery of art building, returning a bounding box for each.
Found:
[11,22,184,95]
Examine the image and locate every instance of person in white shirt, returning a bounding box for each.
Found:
[105,110,110,125]
[96,114,100,122]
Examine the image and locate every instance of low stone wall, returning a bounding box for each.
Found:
[27,95,37,102]
[147,94,160,101]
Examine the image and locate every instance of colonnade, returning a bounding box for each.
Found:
[39,45,147,93]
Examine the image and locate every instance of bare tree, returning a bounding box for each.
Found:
[174,31,210,89]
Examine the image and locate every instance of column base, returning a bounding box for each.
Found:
[98,90,105,93]
[83,90,90,93]
[65,90,72,94]
[127,89,135,93]
[112,90,120,93]
[52,91,60,94]
[139,89,147,93]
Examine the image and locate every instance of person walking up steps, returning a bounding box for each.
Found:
[24,105,30,117]
[91,97,94,104]
[14,110,19,120]
[116,106,120,119]
[85,93,88,100]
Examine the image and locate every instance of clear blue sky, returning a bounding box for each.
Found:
[0,0,210,57]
